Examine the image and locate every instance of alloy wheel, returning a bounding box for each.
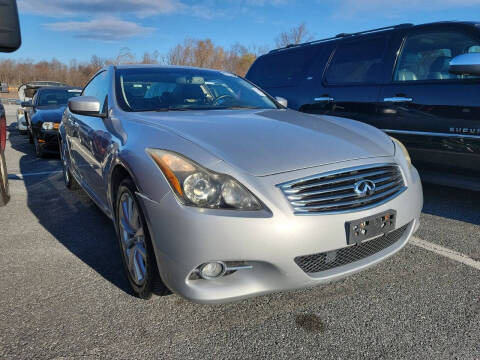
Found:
[118,191,148,286]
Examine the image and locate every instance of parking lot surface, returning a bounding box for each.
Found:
[0,105,479,359]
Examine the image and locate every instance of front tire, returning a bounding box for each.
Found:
[115,177,170,299]
[0,151,10,206]
[60,139,79,190]
[33,133,44,158]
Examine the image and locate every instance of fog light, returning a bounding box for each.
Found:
[199,261,226,280]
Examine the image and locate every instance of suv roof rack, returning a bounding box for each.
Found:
[270,23,413,53]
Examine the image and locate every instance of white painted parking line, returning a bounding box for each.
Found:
[8,170,62,180]
[410,236,480,271]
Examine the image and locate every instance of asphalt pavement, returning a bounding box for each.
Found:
[0,105,479,359]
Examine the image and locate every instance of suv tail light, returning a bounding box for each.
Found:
[0,114,6,152]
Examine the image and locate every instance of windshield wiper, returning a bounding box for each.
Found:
[154,107,192,112]
[215,106,262,110]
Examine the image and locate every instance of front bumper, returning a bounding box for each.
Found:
[37,129,60,152]
[139,159,423,304]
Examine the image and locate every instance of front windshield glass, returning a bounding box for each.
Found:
[37,89,81,106]
[115,67,278,112]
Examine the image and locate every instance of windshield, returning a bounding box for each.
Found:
[115,67,278,112]
[37,89,81,106]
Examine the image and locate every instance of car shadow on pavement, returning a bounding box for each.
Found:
[15,126,132,295]
[422,182,480,225]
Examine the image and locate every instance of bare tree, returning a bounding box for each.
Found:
[165,38,258,75]
[141,51,159,64]
[113,47,136,65]
[275,22,314,48]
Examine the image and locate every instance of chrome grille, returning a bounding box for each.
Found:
[278,164,406,214]
[295,223,410,274]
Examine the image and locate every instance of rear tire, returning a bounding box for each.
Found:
[115,177,170,299]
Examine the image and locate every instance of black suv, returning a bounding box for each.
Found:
[246,22,480,190]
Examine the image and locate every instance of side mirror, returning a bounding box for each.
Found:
[449,53,480,76]
[68,96,106,118]
[275,96,288,108]
[0,0,21,53]
[21,101,32,108]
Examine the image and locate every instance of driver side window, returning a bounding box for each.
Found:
[82,71,109,113]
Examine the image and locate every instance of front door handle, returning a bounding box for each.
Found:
[383,97,413,103]
[314,97,335,102]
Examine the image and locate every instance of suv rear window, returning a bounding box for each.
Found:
[246,47,319,88]
[394,31,480,82]
[325,37,387,84]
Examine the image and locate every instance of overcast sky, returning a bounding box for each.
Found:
[4,0,480,63]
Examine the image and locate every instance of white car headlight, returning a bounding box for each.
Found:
[147,149,262,210]
[390,136,411,168]
[42,122,54,130]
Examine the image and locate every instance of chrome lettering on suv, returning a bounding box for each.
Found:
[449,127,480,135]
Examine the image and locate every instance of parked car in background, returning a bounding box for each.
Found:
[17,81,68,135]
[22,86,81,157]
[59,65,422,303]
[246,21,480,190]
[0,0,21,206]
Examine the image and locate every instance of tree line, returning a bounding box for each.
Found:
[0,23,313,89]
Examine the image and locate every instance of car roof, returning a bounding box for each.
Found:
[269,21,480,54]
[112,64,228,73]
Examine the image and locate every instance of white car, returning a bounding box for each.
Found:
[16,105,27,134]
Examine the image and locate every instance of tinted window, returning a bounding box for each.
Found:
[115,67,278,112]
[394,31,480,82]
[246,46,319,88]
[37,89,81,106]
[83,71,109,112]
[325,37,387,84]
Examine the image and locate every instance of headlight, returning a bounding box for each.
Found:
[17,108,24,116]
[390,136,411,168]
[42,122,54,130]
[147,149,263,210]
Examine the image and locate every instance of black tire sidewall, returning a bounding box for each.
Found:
[60,139,75,189]
[0,151,10,205]
[33,133,43,158]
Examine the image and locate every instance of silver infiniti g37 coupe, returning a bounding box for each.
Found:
[59,65,423,304]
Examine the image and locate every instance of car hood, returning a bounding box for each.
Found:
[34,105,66,123]
[131,109,394,176]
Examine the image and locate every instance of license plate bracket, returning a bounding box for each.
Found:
[345,210,397,245]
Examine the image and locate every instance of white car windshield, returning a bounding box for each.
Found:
[115,67,278,112]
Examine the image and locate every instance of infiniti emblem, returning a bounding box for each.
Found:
[354,180,376,197]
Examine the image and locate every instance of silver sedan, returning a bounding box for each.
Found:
[59,65,423,303]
